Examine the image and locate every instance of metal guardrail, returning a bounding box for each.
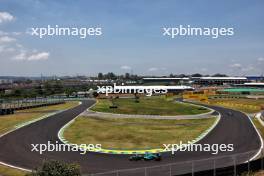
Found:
[0,98,66,115]
[261,111,264,119]
[0,98,63,109]
[84,150,261,176]
[0,97,93,115]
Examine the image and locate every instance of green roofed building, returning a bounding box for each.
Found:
[217,88,264,95]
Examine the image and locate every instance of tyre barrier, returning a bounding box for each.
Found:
[0,108,14,115]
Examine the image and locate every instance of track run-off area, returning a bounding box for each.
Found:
[0,99,262,175]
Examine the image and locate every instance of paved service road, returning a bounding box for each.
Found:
[0,99,261,175]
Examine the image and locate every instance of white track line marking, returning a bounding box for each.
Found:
[0,101,80,173]
[0,161,31,172]
[247,114,264,161]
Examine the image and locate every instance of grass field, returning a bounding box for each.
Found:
[253,118,264,139]
[0,101,79,135]
[91,96,210,115]
[207,98,264,113]
[64,116,217,149]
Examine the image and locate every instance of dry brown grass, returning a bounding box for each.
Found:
[64,116,217,149]
[0,101,79,135]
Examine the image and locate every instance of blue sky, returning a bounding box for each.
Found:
[0,0,263,76]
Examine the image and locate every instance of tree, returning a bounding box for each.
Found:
[64,87,75,97]
[98,72,103,80]
[109,96,118,108]
[191,73,203,77]
[212,73,228,77]
[125,73,130,80]
[178,74,186,78]
[44,82,54,96]
[13,89,22,97]
[92,91,99,98]
[169,73,174,78]
[34,85,44,96]
[26,160,81,176]
[134,93,140,103]
[106,72,116,80]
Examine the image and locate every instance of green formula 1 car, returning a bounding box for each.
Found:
[129,154,144,161]
[129,153,161,161]
[143,153,161,161]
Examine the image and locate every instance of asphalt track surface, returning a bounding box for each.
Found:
[0,99,261,176]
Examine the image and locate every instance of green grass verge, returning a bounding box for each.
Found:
[64,116,216,150]
[91,97,209,115]
[208,98,264,114]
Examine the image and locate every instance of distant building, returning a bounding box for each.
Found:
[142,77,250,86]
[142,77,190,85]
[0,79,13,84]
[193,77,249,85]
[234,82,264,88]
[246,76,264,82]
[217,88,264,95]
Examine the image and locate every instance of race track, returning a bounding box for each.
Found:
[0,99,262,175]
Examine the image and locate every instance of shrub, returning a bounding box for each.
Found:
[26,160,81,176]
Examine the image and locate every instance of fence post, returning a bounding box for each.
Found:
[192,161,194,176]
[260,150,263,170]
[248,160,250,174]
[116,170,119,176]
[169,164,172,176]
[213,159,216,176]
[233,156,236,176]
[145,167,147,176]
